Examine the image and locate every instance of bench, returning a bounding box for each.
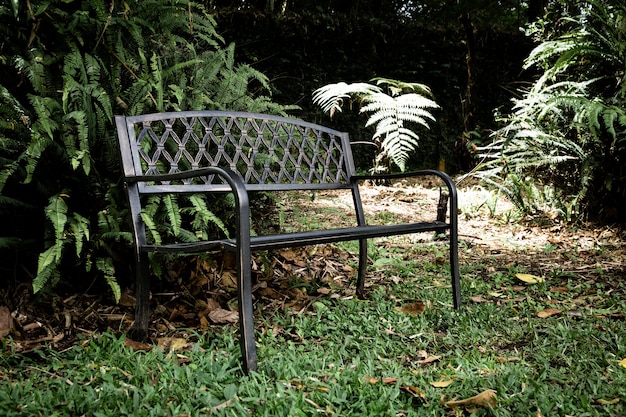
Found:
[115,111,461,373]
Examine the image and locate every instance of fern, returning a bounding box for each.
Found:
[44,193,68,257]
[69,213,91,257]
[96,257,121,302]
[470,0,626,220]
[163,194,182,237]
[1,0,295,300]
[313,78,439,171]
[186,194,230,239]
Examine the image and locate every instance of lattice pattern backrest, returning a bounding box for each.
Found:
[125,111,354,190]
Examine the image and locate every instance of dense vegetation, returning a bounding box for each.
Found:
[471,0,626,222]
[0,0,624,298]
[0,0,292,298]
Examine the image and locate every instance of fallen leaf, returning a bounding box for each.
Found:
[516,273,545,283]
[397,301,426,316]
[596,398,620,405]
[157,337,189,351]
[470,295,489,303]
[119,292,136,307]
[416,355,441,365]
[278,248,298,261]
[444,389,497,409]
[365,376,379,384]
[199,315,210,329]
[123,338,153,351]
[365,376,398,384]
[211,399,233,413]
[381,377,398,384]
[431,379,454,388]
[414,350,441,364]
[537,308,561,318]
[219,271,238,291]
[208,308,239,324]
[496,356,521,363]
[400,385,426,401]
[619,358,626,368]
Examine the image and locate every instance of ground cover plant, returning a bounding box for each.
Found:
[0,182,624,416]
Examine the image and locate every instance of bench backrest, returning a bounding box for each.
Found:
[116,111,357,193]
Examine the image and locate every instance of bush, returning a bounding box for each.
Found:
[470,0,626,222]
[0,0,293,299]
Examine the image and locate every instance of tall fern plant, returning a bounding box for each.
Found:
[313,78,439,172]
[471,0,626,221]
[0,0,291,299]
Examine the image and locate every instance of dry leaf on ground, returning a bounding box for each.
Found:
[596,398,620,405]
[516,273,545,283]
[364,376,398,384]
[209,308,239,324]
[157,337,189,351]
[396,301,426,316]
[399,385,426,401]
[415,350,441,364]
[431,379,454,388]
[444,389,498,410]
[123,338,153,351]
[537,308,561,318]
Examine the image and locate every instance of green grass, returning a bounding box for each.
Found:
[1,242,625,417]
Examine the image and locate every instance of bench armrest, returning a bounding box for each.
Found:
[352,169,458,225]
[351,169,457,194]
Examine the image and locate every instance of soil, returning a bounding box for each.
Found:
[1,177,624,353]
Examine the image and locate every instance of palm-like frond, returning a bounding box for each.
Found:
[361,93,438,170]
[312,82,382,117]
[313,79,439,171]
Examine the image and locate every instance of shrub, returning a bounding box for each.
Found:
[0,0,293,299]
[470,0,626,222]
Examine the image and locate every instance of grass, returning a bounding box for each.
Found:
[1,187,625,416]
[1,242,625,416]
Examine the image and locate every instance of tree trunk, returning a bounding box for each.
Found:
[457,11,477,172]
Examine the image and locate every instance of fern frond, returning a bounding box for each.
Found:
[372,77,435,98]
[96,257,121,303]
[45,194,69,256]
[140,212,162,245]
[186,194,229,238]
[163,194,182,236]
[33,261,61,294]
[312,82,382,116]
[68,212,90,257]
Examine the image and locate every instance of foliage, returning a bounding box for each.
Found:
[0,0,292,299]
[470,0,626,222]
[1,235,625,416]
[313,78,439,172]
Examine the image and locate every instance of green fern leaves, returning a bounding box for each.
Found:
[1,0,292,300]
[313,78,439,171]
[472,1,626,221]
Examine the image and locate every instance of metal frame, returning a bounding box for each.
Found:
[115,111,461,374]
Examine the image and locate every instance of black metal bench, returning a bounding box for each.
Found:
[115,111,461,373]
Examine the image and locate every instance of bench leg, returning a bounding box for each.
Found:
[450,233,462,309]
[355,238,368,298]
[134,252,151,341]
[237,250,257,374]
